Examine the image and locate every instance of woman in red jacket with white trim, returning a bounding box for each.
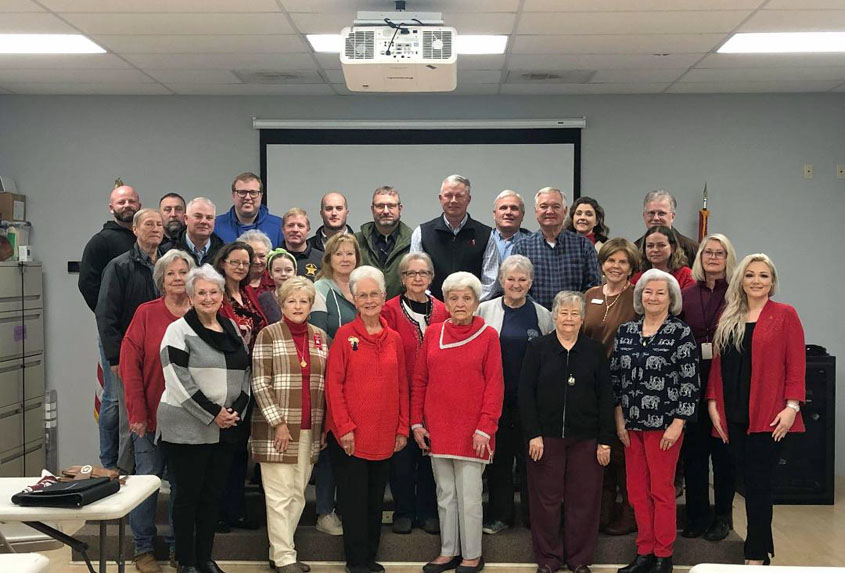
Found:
[706,253,805,566]
[412,272,504,573]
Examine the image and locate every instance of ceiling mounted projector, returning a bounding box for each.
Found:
[341,10,457,93]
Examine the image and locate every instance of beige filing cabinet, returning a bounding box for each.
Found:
[0,262,45,477]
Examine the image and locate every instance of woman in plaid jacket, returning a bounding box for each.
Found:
[250,277,329,573]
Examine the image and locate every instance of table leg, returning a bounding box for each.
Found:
[117,517,126,573]
[99,521,106,573]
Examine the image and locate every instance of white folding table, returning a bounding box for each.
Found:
[0,475,160,573]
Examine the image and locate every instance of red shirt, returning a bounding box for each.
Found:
[285,316,312,429]
[325,316,409,461]
[119,297,181,432]
[632,266,695,290]
[381,295,449,381]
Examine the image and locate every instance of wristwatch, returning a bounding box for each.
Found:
[786,402,800,412]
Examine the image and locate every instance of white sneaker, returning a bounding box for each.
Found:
[316,511,343,535]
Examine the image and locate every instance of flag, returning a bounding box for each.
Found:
[698,183,709,243]
[93,359,104,422]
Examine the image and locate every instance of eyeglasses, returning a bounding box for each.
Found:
[226,260,250,268]
[645,210,671,218]
[354,291,384,301]
[234,189,262,199]
[373,202,400,210]
[703,250,726,259]
[402,271,432,278]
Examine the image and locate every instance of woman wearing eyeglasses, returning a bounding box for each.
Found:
[381,252,449,535]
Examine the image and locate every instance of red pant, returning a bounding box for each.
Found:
[625,430,683,558]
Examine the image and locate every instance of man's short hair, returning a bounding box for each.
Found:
[231,172,263,194]
[442,174,471,193]
[186,197,216,214]
[283,207,310,227]
[320,192,348,209]
[643,189,677,212]
[534,187,566,207]
[159,192,185,206]
[494,189,524,211]
[132,208,159,227]
[372,186,401,203]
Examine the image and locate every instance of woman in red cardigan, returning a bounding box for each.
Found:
[382,252,449,535]
[325,265,409,573]
[706,253,805,566]
[412,272,504,573]
[120,249,195,570]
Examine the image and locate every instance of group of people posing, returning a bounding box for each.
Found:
[79,172,805,573]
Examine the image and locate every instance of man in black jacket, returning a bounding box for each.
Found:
[162,197,223,266]
[79,180,140,470]
[307,191,353,251]
[96,208,165,475]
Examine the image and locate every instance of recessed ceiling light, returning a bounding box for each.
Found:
[307,33,507,55]
[0,34,106,54]
[719,32,845,54]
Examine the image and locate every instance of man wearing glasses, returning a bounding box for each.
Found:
[634,189,699,267]
[215,171,284,247]
[355,186,412,299]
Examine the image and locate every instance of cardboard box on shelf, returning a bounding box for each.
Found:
[0,192,26,222]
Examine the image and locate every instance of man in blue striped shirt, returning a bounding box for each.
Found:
[512,187,601,309]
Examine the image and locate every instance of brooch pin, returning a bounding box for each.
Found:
[348,336,359,351]
[567,374,576,386]
[314,332,323,350]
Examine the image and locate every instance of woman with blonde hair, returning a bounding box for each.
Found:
[706,254,805,566]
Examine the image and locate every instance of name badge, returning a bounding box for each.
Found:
[591,298,604,305]
[701,342,713,360]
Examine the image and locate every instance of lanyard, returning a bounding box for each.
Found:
[697,286,722,342]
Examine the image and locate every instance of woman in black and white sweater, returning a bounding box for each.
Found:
[158,264,251,573]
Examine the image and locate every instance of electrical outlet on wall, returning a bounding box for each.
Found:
[837,165,845,179]
[804,164,814,179]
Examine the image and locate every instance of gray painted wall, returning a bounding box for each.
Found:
[0,93,842,472]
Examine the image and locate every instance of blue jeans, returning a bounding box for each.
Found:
[97,337,119,469]
[129,433,174,555]
[315,448,336,516]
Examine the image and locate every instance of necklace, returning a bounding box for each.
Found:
[602,282,629,322]
[293,338,308,368]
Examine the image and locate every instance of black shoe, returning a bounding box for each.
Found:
[368,562,385,572]
[423,556,462,573]
[651,556,672,573]
[456,557,484,573]
[198,561,227,573]
[215,520,230,533]
[392,516,413,534]
[178,567,202,573]
[228,516,261,530]
[421,517,440,534]
[703,517,732,541]
[617,554,655,573]
[681,521,708,538]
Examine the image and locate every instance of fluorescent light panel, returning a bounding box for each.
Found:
[719,32,845,54]
[307,34,507,55]
[0,34,106,54]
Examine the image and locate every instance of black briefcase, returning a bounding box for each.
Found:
[11,476,120,508]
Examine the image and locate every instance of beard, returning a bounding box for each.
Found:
[164,219,185,238]
[114,206,138,223]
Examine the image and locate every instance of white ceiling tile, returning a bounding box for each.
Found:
[292,10,512,35]
[0,82,171,94]
[507,53,703,70]
[517,11,751,35]
[682,66,845,82]
[442,13,515,35]
[0,1,45,11]
[667,80,840,93]
[698,53,845,68]
[458,55,506,70]
[0,54,131,69]
[61,13,295,35]
[289,12,353,34]
[500,83,669,94]
[764,0,845,9]
[281,0,519,12]
[832,82,845,91]
[459,70,503,83]
[315,53,341,70]
[512,34,725,55]
[93,34,307,55]
[144,69,241,84]
[739,10,845,32]
[451,83,500,95]
[42,0,281,11]
[0,12,77,33]
[165,83,335,95]
[123,53,317,70]
[0,67,153,83]
[323,69,344,83]
[524,0,763,11]
[590,68,688,83]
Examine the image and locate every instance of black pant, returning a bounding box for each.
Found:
[682,401,736,528]
[485,403,529,525]
[389,432,437,522]
[727,423,781,561]
[162,441,234,567]
[220,404,251,523]
[328,432,390,568]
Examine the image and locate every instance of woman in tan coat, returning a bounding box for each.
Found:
[250,277,329,573]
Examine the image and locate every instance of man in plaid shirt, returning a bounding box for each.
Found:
[512,187,601,309]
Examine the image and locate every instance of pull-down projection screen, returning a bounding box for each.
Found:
[258,120,583,232]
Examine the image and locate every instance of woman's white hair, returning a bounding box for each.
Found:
[398,252,434,275]
[349,265,386,295]
[237,229,272,252]
[153,249,196,292]
[633,269,683,316]
[551,290,585,318]
[498,254,534,283]
[186,264,225,298]
[442,271,482,301]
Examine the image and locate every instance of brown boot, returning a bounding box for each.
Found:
[605,503,637,536]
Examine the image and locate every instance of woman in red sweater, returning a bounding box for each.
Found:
[706,254,805,566]
[381,252,449,535]
[120,249,195,569]
[325,265,409,573]
[412,272,504,573]
[631,225,694,290]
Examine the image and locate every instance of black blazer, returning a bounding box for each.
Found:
[519,332,615,445]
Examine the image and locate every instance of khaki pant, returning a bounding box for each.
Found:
[261,430,314,567]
